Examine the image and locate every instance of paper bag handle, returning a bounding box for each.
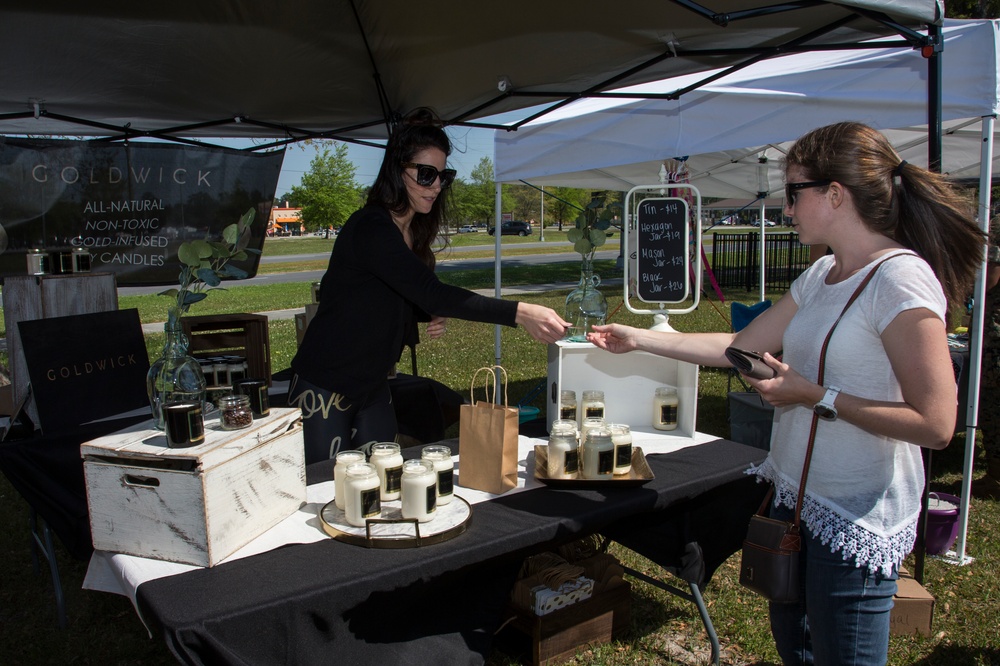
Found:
[469,365,509,406]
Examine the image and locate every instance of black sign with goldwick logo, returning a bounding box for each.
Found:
[0,138,283,286]
[18,309,151,432]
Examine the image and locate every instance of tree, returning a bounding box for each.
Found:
[288,142,362,231]
[463,157,512,226]
[547,187,590,230]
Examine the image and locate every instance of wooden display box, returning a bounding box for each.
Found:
[82,408,305,567]
[502,582,631,666]
[181,313,272,386]
[547,340,699,436]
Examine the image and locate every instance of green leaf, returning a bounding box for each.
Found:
[567,228,584,243]
[574,238,593,255]
[595,218,611,230]
[221,264,248,279]
[237,224,253,252]
[177,243,203,267]
[232,250,248,261]
[157,288,179,298]
[181,291,208,306]
[244,247,262,256]
[222,223,239,245]
[197,268,221,287]
[238,207,255,230]
[590,229,607,247]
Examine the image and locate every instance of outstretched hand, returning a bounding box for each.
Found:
[426,316,448,339]
[587,323,639,354]
[515,303,571,344]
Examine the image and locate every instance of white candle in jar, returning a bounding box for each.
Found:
[580,390,605,423]
[580,416,606,444]
[652,386,679,431]
[547,419,580,479]
[333,450,366,510]
[344,462,381,527]
[369,442,404,501]
[609,424,633,475]
[400,460,437,523]
[559,390,578,423]
[420,444,454,505]
[582,426,615,479]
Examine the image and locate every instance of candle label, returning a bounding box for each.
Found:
[438,469,454,496]
[585,406,604,419]
[598,449,614,474]
[425,484,438,514]
[660,404,678,425]
[385,465,403,494]
[564,449,579,474]
[360,488,380,519]
[616,444,633,468]
[560,406,576,420]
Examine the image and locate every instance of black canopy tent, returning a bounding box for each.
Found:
[0,1,942,150]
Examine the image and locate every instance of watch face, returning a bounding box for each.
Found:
[814,405,837,421]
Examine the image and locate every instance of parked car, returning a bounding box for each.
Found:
[488,220,533,236]
[458,225,477,233]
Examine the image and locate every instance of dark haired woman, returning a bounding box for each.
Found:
[588,122,985,664]
[289,108,569,464]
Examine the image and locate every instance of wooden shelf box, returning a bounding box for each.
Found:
[180,313,272,386]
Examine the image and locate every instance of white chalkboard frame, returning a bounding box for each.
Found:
[623,184,702,318]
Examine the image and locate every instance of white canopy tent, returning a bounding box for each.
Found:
[495,18,999,566]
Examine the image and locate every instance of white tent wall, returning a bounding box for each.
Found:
[494,18,999,566]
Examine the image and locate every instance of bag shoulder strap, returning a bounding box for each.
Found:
[786,251,916,529]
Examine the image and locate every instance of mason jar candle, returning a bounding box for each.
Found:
[653,386,679,431]
[333,450,366,510]
[547,419,580,479]
[420,444,454,506]
[609,423,633,475]
[580,416,606,443]
[343,462,380,527]
[400,460,437,523]
[559,390,578,422]
[582,426,615,479]
[580,390,605,423]
[369,442,404,501]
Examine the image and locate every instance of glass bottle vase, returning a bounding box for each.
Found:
[564,257,608,342]
[147,313,207,430]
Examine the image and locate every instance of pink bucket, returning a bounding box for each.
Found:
[925,492,961,556]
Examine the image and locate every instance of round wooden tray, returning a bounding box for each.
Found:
[319,496,472,548]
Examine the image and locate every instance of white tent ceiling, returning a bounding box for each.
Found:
[0,1,942,146]
[495,19,998,196]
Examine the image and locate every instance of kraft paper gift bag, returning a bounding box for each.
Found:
[458,366,519,495]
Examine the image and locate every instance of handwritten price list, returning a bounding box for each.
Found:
[635,198,688,303]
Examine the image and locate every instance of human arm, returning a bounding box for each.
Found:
[514,303,571,344]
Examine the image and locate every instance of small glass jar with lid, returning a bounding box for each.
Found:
[582,426,615,479]
[218,393,253,431]
[609,423,633,475]
[559,390,578,422]
[369,442,404,501]
[343,462,381,527]
[580,390,605,422]
[334,450,366,510]
[652,386,679,431]
[400,460,438,522]
[420,444,454,505]
[547,419,579,479]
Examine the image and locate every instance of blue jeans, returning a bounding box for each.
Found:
[767,503,899,666]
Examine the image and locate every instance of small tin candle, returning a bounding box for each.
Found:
[547,419,579,479]
[162,401,205,448]
[582,426,614,480]
[609,423,633,475]
[420,444,454,506]
[369,442,403,501]
[343,462,381,527]
[400,460,437,523]
[653,386,679,431]
[333,450,366,510]
[26,249,49,275]
[234,378,269,418]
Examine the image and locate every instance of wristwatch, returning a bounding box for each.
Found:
[813,386,841,421]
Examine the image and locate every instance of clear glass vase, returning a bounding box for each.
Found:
[147,312,206,430]
[564,257,608,342]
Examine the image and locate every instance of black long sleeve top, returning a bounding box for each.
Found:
[291,205,519,397]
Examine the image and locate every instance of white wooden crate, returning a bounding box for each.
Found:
[82,408,305,567]
[546,341,699,438]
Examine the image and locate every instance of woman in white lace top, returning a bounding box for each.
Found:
[588,122,985,665]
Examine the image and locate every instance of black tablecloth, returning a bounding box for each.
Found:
[136,438,767,666]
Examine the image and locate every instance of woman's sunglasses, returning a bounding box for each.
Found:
[785,180,831,205]
[402,162,457,189]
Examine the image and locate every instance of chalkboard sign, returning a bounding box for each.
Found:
[634,197,689,303]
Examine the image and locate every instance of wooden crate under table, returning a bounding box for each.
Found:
[82,407,305,567]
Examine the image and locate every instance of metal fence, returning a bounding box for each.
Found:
[710,232,811,292]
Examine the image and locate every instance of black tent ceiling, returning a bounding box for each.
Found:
[0,1,941,149]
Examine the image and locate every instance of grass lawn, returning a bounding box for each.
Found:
[1,257,998,665]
